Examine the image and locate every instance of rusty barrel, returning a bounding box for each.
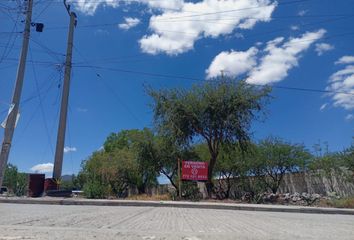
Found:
[44,178,58,192]
[28,174,45,197]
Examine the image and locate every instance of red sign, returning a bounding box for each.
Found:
[182,161,208,181]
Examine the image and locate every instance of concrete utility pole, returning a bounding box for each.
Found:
[52,3,77,180]
[0,0,33,187]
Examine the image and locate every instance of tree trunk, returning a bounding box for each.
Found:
[206,155,217,198]
[226,176,231,199]
[161,169,178,196]
[137,184,146,194]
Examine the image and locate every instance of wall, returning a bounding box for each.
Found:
[279,170,354,197]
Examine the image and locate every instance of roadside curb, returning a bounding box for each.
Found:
[1,198,354,215]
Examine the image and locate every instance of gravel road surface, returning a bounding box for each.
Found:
[0,203,353,240]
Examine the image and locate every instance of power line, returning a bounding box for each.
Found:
[29,37,66,62]
[72,45,145,125]
[29,46,55,155]
[72,65,354,96]
[0,69,62,117]
[33,0,248,14]
[45,13,354,30]
[4,70,60,151]
[0,43,66,57]
[33,0,54,21]
[69,29,354,70]
[3,57,63,65]
[43,0,354,31]
[148,0,309,21]
[244,15,354,40]
[43,0,309,17]
[0,8,21,64]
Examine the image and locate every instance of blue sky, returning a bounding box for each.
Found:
[0,0,353,176]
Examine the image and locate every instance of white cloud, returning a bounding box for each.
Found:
[68,0,120,15]
[298,10,307,16]
[77,107,88,112]
[346,114,354,121]
[247,29,326,85]
[320,103,328,111]
[70,0,184,15]
[315,43,334,56]
[64,146,77,153]
[70,0,277,55]
[140,0,276,55]
[290,25,299,31]
[335,56,354,65]
[94,29,110,36]
[138,0,184,10]
[206,47,258,79]
[30,163,53,173]
[326,56,354,110]
[206,29,325,84]
[118,17,141,30]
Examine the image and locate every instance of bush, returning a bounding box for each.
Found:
[3,164,28,196]
[14,173,28,196]
[127,194,171,201]
[182,182,202,201]
[237,177,267,203]
[83,180,110,199]
[326,197,354,209]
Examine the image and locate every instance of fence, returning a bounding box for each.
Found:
[279,170,354,197]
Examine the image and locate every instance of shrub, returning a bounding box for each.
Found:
[182,181,202,201]
[327,197,354,209]
[83,180,110,199]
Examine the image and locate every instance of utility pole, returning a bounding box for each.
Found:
[0,0,33,187]
[52,2,77,180]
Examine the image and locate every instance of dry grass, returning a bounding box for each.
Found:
[126,194,172,201]
[319,197,354,209]
[329,197,354,208]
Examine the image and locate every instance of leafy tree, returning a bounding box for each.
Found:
[81,149,138,198]
[148,78,271,196]
[308,153,344,174]
[60,175,84,191]
[103,129,159,194]
[3,164,27,196]
[253,137,311,194]
[307,140,353,181]
[343,142,354,172]
[139,135,199,196]
[213,143,253,199]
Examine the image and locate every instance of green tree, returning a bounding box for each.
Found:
[343,142,354,172]
[81,149,138,198]
[103,129,160,194]
[3,164,27,196]
[253,137,311,194]
[213,143,253,199]
[139,135,199,196]
[148,78,271,196]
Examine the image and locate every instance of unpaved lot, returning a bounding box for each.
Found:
[0,203,353,240]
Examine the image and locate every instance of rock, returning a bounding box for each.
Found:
[327,191,338,198]
[241,192,252,202]
[291,192,301,202]
[299,193,321,206]
[312,194,321,199]
[283,193,291,202]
